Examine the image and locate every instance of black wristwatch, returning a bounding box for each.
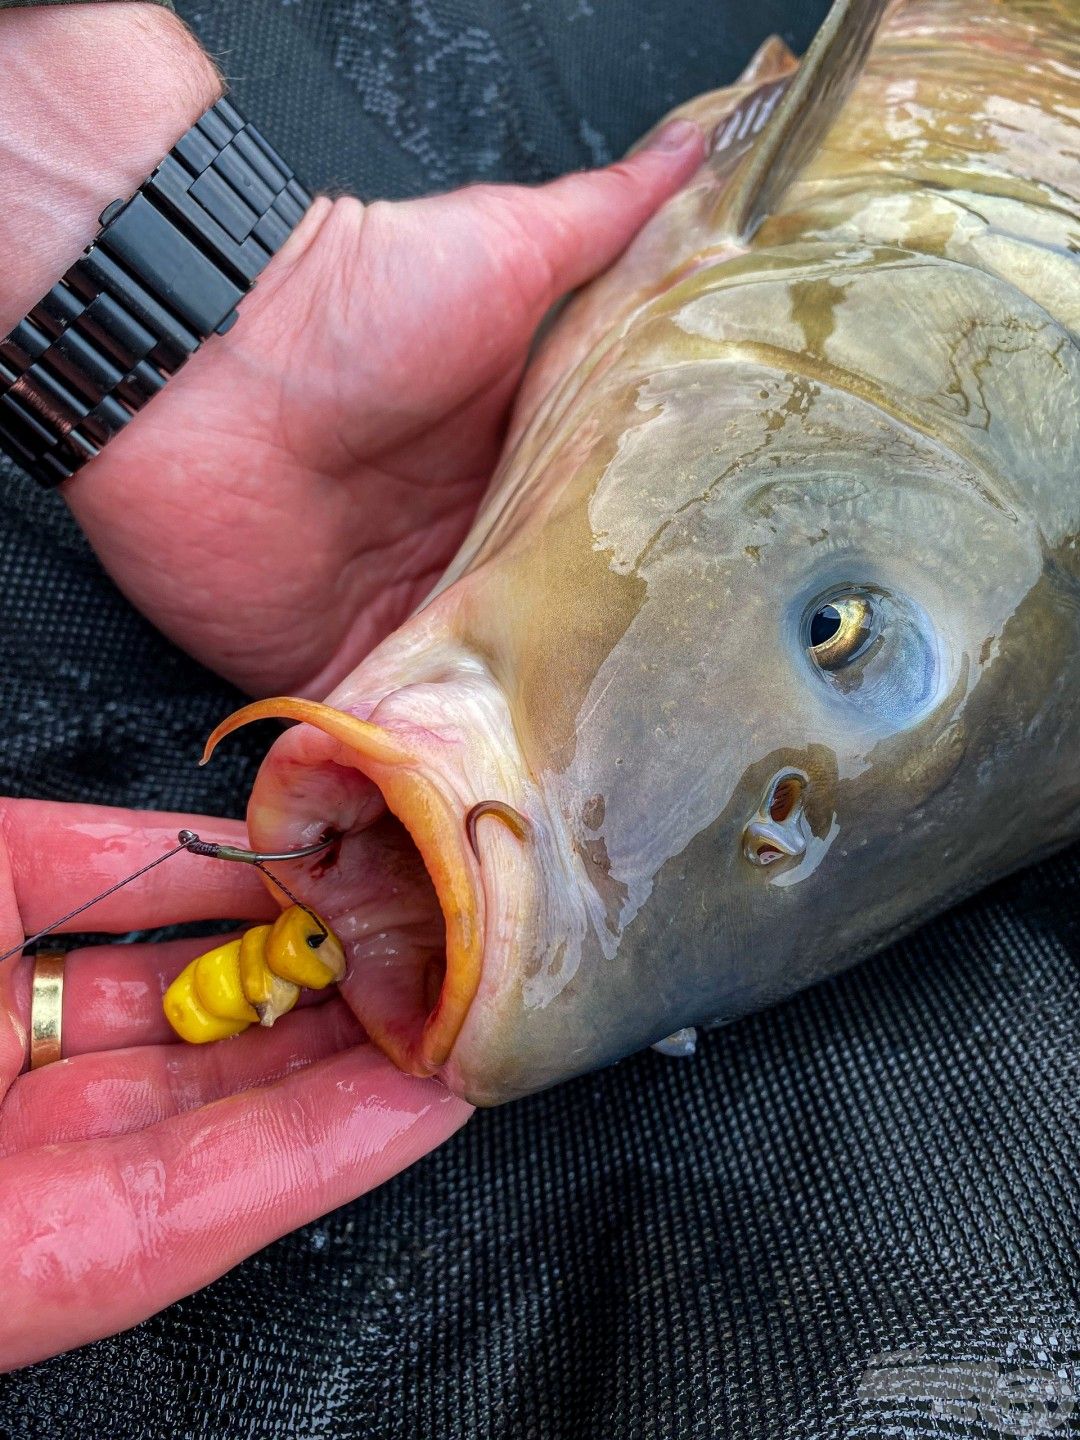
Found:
[0,98,311,488]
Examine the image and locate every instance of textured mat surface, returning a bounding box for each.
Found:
[0,2,1077,1437]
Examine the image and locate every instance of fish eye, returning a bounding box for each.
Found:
[807,593,874,669]
[798,583,943,729]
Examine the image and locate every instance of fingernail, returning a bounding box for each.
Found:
[645,118,703,154]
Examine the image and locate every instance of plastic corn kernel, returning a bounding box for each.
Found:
[193,938,259,1024]
[239,922,300,1027]
[163,959,251,1044]
[265,905,346,989]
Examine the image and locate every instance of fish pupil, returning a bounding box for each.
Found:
[810,605,842,648]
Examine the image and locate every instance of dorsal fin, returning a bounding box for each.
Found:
[739,34,799,87]
[715,0,891,241]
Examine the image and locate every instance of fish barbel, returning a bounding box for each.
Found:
[204,0,1080,1103]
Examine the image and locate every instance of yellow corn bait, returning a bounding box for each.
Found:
[264,905,346,989]
[163,959,250,1044]
[239,923,300,1027]
[163,905,344,1044]
[194,939,259,1024]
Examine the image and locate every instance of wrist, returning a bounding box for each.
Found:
[0,2,223,334]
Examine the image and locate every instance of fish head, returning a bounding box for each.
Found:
[231,41,1080,1103]
[231,233,1076,1105]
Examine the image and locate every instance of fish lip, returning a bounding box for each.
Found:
[357,709,486,1075]
[209,695,497,1080]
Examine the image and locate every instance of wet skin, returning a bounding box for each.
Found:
[242,0,1080,1103]
[0,802,473,1371]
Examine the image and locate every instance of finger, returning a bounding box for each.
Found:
[5,934,335,1061]
[0,1046,473,1371]
[0,963,23,1105]
[352,118,704,445]
[0,999,364,1151]
[497,117,707,298]
[397,116,705,322]
[0,800,278,939]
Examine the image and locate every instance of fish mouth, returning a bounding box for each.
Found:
[204,693,510,1078]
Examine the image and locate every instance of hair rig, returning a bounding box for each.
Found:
[0,830,335,964]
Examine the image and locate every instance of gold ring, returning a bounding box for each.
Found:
[29,951,65,1070]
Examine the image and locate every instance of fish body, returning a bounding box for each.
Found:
[233,0,1080,1103]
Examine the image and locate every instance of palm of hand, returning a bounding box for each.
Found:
[0,799,471,1371]
[65,134,704,695]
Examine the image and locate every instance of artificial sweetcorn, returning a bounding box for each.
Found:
[194,939,259,1024]
[163,906,344,1044]
[163,959,250,1044]
[264,905,346,989]
[239,923,300,1027]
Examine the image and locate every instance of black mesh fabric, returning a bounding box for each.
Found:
[1,2,1078,1436]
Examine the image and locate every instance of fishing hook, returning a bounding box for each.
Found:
[178,831,334,940]
[176,831,335,866]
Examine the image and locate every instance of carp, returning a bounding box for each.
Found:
[200,0,1080,1102]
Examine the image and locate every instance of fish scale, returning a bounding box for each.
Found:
[772,2,1080,325]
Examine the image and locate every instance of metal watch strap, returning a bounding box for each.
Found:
[0,98,312,488]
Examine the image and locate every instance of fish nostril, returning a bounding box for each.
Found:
[769,775,804,823]
[743,819,807,867]
[743,770,810,869]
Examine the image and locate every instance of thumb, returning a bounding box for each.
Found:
[383,118,705,349]
[496,117,707,300]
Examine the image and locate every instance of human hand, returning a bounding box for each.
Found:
[0,799,472,1372]
[0,4,704,697]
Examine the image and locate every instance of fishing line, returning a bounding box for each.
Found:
[178,831,331,941]
[0,840,190,964]
[0,831,334,964]
[250,862,328,943]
